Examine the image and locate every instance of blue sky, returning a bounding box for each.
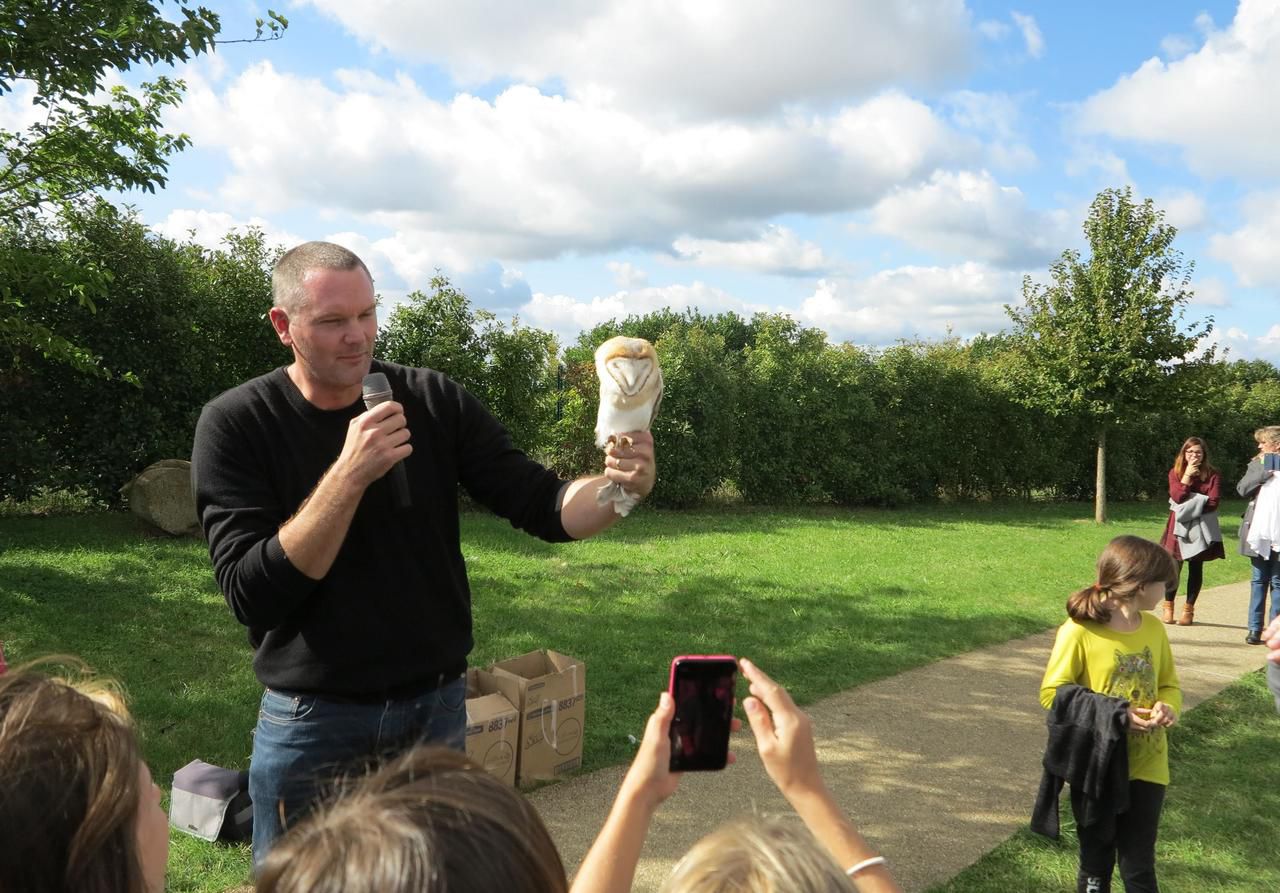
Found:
[56,1,1280,359]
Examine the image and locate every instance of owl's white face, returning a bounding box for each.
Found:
[604,355,655,396]
[595,336,660,398]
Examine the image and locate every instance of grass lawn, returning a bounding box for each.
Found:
[928,668,1280,893]
[0,499,1256,892]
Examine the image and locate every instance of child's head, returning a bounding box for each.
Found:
[660,817,855,893]
[1172,436,1214,476]
[1067,535,1177,624]
[0,659,168,893]
[256,745,567,893]
[1255,426,1280,451]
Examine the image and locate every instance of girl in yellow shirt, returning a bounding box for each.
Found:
[1040,535,1182,893]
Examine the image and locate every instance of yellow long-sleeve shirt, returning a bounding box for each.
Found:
[1039,614,1182,785]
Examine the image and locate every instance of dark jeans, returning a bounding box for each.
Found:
[248,676,467,868]
[1073,780,1166,893]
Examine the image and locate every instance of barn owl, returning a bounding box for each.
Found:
[595,335,663,515]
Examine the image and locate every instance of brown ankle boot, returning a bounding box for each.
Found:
[1177,603,1194,626]
[1162,600,1175,624]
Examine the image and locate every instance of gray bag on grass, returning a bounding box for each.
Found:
[169,759,252,843]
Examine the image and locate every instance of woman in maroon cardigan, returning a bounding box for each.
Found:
[1159,436,1225,625]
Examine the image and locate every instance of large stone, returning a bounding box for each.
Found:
[122,459,199,535]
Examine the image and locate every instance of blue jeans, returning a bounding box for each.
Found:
[248,676,467,868]
[1248,552,1280,634]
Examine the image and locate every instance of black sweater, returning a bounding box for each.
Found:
[191,361,573,696]
[1031,684,1130,840]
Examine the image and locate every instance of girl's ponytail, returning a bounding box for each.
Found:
[1067,582,1111,624]
[1068,535,1177,624]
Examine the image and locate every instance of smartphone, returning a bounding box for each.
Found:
[667,655,738,772]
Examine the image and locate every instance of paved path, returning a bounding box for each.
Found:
[529,581,1269,892]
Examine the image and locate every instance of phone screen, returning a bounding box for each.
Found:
[668,656,737,771]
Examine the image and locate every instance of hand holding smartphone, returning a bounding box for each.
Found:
[667,655,737,771]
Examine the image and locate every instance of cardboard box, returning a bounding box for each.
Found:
[464,668,520,787]
[490,650,585,787]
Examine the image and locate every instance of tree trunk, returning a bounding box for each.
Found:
[1095,429,1108,524]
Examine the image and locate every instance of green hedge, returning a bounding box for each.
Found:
[4,206,1278,508]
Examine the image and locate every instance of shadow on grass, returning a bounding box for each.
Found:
[926,671,1280,893]
[467,559,1050,769]
[1,521,260,780]
[464,499,1248,551]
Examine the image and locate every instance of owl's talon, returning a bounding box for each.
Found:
[618,434,633,449]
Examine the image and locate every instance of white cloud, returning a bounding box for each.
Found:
[1010,12,1045,59]
[1160,34,1194,60]
[1077,0,1280,177]
[1190,276,1230,308]
[607,261,648,288]
[672,225,833,275]
[1206,324,1280,364]
[944,90,1037,170]
[170,65,968,266]
[798,262,1022,343]
[869,170,1071,268]
[0,82,44,131]
[299,0,972,118]
[148,208,302,253]
[1064,143,1132,183]
[519,282,768,343]
[1209,191,1280,287]
[977,20,1011,41]
[1158,190,1207,231]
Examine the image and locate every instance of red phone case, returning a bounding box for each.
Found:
[668,655,738,771]
[668,654,738,692]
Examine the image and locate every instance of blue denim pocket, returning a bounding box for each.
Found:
[434,676,466,713]
[259,688,317,724]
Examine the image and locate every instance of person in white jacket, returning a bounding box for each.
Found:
[1237,426,1280,645]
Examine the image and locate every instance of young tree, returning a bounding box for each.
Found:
[1,1,286,377]
[375,275,560,456]
[1005,186,1213,522]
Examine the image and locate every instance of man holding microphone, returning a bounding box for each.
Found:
[191,241,655,864]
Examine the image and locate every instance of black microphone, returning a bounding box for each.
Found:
[361,372,412,510]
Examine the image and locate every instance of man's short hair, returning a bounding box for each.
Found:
[272,241,373,313]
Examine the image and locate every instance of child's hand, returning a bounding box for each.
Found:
[619,691,741,811]
[1265,614,1280,664]
[1127,705,1159,733]
[1149,701,1178,728]
[617,692,683,809]
[740,658,824,800]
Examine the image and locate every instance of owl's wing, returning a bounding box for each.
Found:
[647,374,664,428]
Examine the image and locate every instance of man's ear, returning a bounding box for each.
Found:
[268,307,292,346]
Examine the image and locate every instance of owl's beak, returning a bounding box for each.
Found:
[608,358,651,395]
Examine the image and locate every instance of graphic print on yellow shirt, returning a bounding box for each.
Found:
[1105,646,1163,768]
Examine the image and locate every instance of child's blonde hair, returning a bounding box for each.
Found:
[256,746,566,893]
[660,817,855,893]
[1255,426,1280,448]
[0,657,147,893]
[1067,535,1177,624]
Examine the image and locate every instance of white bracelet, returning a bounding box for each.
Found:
[845,855,887,877]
